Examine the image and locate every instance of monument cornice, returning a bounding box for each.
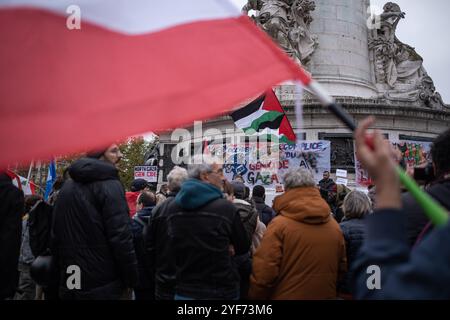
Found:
[280,97,450,122]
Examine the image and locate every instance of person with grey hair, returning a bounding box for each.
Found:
[249,168,346,299]
[167,166,188,192]
[147,158,250,300]
[145,165,188,300]
[170,156,250,300]
[338,191,371,297]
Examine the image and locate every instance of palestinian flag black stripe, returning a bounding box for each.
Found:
[230,95,265,122]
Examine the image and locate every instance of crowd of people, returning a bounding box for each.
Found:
[1,116,449,300]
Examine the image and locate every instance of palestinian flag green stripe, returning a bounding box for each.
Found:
[243,111,284,133]
[240,130,294,145]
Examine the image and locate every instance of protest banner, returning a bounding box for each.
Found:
[209,141,331,190]
[134,166,158,183]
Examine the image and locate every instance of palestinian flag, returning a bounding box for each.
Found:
[230,89,296,144]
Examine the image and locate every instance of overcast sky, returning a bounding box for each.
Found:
[230,0,450,103]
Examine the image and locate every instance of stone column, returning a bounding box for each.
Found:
[309,0,377,98]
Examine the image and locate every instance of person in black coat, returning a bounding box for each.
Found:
[130,191,156,300]
[0,171,24,300]
[338,190,371,296]
[146,166,188,300]
[52,145,138,299]
[159,158,250,300]
[251,185,275,226]
[402,128,450,246]
[318,171,337,212]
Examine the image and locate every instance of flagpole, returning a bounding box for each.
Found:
[25,160,34,188]
[36,161,43,196]
[294,82,304,147]
[305,79,449,226]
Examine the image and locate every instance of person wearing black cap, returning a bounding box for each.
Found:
[51,144,138,299]
[230,180,259,300]
[231,181,258,243]
[251,185,276,226]
[126,178,151,218]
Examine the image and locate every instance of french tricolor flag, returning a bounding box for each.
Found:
[0,0,311,167]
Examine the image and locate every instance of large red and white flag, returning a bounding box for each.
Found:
[0,0,311,167]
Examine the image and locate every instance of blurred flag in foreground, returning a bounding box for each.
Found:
[0,0,311,167]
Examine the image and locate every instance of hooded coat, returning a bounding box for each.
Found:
[52,158,138,299]
[249,186,347,300]
[232,198,258,243]
[168,178,251,299]
[146,192,178,300]
[131,206,155,296]
[252,195,276,226]
[0,173,24,299]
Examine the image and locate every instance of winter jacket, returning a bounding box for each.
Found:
[319,178,337,209]
[52,158,138,299]
[319,178,336,192]
[338,217,366,294]
[146,192,178,300]
[252,218,266,254]
[232,198,258,300]
[249,186,347,300]
[130,206,155,295]
[353,209,450,299]
[252,196,275,226]
[0,173,24,299]
[169,179,251,299]
[403,180,450,246]
[232,198,258,244]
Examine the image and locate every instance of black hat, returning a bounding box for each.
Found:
[130,178,149,192]
[252,185,266,198]
[231,181,246,200]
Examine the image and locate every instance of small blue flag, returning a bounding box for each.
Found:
[44,160,56,201]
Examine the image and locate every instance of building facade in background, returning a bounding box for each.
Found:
[156,0,450,189]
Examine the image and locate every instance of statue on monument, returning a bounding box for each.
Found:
[242,0,318,68]
[288,0,318,66]
[258,0,293,55]
[369,2,444,109]
[144,140,160,166]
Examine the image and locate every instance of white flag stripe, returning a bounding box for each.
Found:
[234,109,268,129]
[0,0,241,34]
[249,128,280,136]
